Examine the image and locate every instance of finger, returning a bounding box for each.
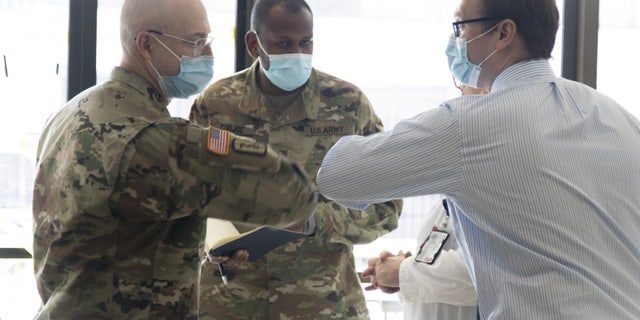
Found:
[379,251,393,261]
[364,284,379,291]
[370,275,379,288]
[231,249,248,259]
[230,250,249,262]
[362,266,375,278]
[234,249,251,261]
[379,285,400,294]
[207,254,229,264]
[380,287,400,294]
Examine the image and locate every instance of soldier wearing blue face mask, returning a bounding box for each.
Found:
[190,0,403,319]
[146,30,215,99]
[31,0,318,318]
[255,36,312,91]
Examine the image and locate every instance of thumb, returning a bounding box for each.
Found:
[362,266,375,278]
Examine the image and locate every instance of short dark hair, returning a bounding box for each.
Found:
[481,0,559,59]
[250,0,313,35]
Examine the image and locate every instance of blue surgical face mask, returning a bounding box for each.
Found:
[148,35,214,99]
[257,37,312,91]
[446,24,499,88]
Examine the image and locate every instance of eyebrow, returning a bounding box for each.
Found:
[191,32,210,38]
[272,34,314,40]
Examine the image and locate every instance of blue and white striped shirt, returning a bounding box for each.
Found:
[317,60,640,319]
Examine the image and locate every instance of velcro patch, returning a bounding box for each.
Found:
[207,127,231,156]
[232,138,267,156]
[305,121,355,136]
[219,124,257,136]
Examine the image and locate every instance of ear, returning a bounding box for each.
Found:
[495,18,517,50]
[135,31,153,60]
[245,31,259,60]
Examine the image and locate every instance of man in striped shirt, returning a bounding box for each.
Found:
[317,0,640,318]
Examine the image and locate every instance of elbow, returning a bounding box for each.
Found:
[315,167,330,197]
[315,167,341,203]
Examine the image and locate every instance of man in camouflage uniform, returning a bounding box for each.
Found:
[190,0,403,319]
[31,0,317,319]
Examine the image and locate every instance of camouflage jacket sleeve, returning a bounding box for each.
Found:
[312,197,402,245]
[110,118,317,227]
[314,89,403,245]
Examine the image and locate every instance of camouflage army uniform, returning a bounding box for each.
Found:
[32,67,317,320]
[191,61,403,320]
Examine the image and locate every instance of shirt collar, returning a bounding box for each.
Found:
[238,60,321,120]
[491,59,557,92]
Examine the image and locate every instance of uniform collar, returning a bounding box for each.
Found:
[238,60,321,121]
[110,67,169,112]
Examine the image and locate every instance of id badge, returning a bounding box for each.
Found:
[414,230,449,264]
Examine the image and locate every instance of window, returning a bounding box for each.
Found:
[0,1,69,318]
[597,0,640,118]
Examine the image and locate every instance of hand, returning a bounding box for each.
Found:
[362,256,380,290]
[378,285,400,294]
[374,251,411,288]
[363,250,411,293]
[286,224,304,232]
[207,249,250,268]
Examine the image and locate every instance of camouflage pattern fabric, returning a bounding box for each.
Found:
[191,60,403,320]
[32,67,317,320]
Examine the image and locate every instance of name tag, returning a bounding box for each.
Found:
[305,122,354,136]
[414,230,449,265]
[219,124,256,136]
[232,138,267,156]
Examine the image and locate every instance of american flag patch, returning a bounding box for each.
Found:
[207,127,230,156]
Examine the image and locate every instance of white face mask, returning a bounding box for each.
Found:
[445,24,499,88]
[257,37,313,91]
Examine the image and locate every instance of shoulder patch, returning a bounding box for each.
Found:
[232,138,267,156]
[207,127,231,156]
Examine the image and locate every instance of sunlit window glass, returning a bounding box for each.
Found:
[0,1,68,319]
[597,0,640,118]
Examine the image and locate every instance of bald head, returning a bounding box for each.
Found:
[120,0,210,57]
[118,0,211,97]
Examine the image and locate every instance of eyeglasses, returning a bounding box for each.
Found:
[147,30,214,56]
[452,17,504,37]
